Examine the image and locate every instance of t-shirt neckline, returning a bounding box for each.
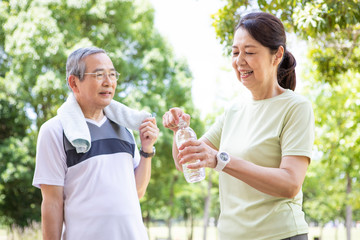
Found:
[85,116,107,127]
[249,89,292,105]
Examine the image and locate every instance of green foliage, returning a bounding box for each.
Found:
[212,0,360,53]
[211,0,246,55]
[0,96,29,140]
[306,27,360,85]
[304,70,360,220]
[0,136,41,228]
[303,160,346,225]
[0,0,209,229]
[301,18,360,225]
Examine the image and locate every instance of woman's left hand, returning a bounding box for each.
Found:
[177,139,218,169]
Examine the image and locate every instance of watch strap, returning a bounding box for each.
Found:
[140,146,156,158]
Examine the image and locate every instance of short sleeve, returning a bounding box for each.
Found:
[202,113,226,149]
[133,143,141,169]
[280,100,315,158]
[126,128,140,169]
[32,118,67,188]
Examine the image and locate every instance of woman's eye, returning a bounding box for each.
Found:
[246,52,254,55]
[232,52,239,56]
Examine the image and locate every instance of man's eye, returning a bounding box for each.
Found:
[109,72,116,77]
[246,52,254,55]
[96,72,104,77]
[232,52,239,56]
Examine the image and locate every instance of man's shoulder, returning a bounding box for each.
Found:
[39,115,63,135]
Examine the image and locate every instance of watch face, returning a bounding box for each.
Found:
[220,152,229,161]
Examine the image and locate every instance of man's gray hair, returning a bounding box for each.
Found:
[66,47,106,83]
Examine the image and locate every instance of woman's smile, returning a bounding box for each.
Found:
[239,70,254,78]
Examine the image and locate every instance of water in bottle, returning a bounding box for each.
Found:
[175,118,205,183]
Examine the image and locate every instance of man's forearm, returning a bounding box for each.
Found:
[134,157,152,199]
[41,200,64,240]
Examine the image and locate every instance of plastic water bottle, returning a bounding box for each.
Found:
[175,118,205,183]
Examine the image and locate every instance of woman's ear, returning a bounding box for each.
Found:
[68,75,79,93]
[273,46,284,66]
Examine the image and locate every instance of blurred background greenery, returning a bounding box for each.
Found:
[0,0,359,239]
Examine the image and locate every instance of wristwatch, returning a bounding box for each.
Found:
[214,151,230,172]
[140,146,156,158]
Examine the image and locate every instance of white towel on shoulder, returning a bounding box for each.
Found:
[57,93,151,153]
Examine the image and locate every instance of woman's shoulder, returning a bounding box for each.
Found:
[282,90,314,119]
[280,89,312,107]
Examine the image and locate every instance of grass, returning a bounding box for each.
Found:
[1,225,360,240]
[148,226,360,240]
[0,222,41,240]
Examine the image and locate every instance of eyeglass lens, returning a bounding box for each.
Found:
[96,71,119,81]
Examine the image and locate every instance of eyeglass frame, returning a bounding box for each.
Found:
[83,70,120,82]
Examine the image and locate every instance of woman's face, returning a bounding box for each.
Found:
[231,27,281,91]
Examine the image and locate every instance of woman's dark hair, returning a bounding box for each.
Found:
[235,12,296,90]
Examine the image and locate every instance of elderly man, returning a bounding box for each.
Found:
[33,47,159,240]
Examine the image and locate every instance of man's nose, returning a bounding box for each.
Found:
[102,73,112,84]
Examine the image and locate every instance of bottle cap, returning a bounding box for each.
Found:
[177,117,188,128]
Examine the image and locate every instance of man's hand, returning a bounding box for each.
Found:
[139,117,159,153]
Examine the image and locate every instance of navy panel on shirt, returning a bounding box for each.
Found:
[63,118,136,168]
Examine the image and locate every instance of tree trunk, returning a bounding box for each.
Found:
[345,173,352,240]
[167,175,178,240]
[188,211,194,240]
[319,225,323,240]
[144,210,150,238]
[335,224,338,240]
[167,218,172,240]
[203,170,212,240]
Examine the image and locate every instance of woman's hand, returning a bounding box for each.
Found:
[162,107,190,132]
[177,138,218,169]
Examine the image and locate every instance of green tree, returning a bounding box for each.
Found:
[304,68,360,239]
[0,0,207,233]
[0,81,41,228]
[212,0,360,53]
[303,160,346,239]
[211,1,360,239]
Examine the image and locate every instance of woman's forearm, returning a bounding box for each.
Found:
[223,155,309,198]
[172,133,183,171]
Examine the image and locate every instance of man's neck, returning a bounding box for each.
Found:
[83,110,105,123]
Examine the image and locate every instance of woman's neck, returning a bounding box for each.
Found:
[250,83,285,100]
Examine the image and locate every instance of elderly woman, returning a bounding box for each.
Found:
[163,12,314,240]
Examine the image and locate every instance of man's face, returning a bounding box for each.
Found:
[74,53,117,112]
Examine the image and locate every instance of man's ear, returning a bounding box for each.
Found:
[68,75,79,93]
[273,45,284,66]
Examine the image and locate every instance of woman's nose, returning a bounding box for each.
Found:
[236,52,245,65]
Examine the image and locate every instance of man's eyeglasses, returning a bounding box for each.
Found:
[84,71,120,82]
